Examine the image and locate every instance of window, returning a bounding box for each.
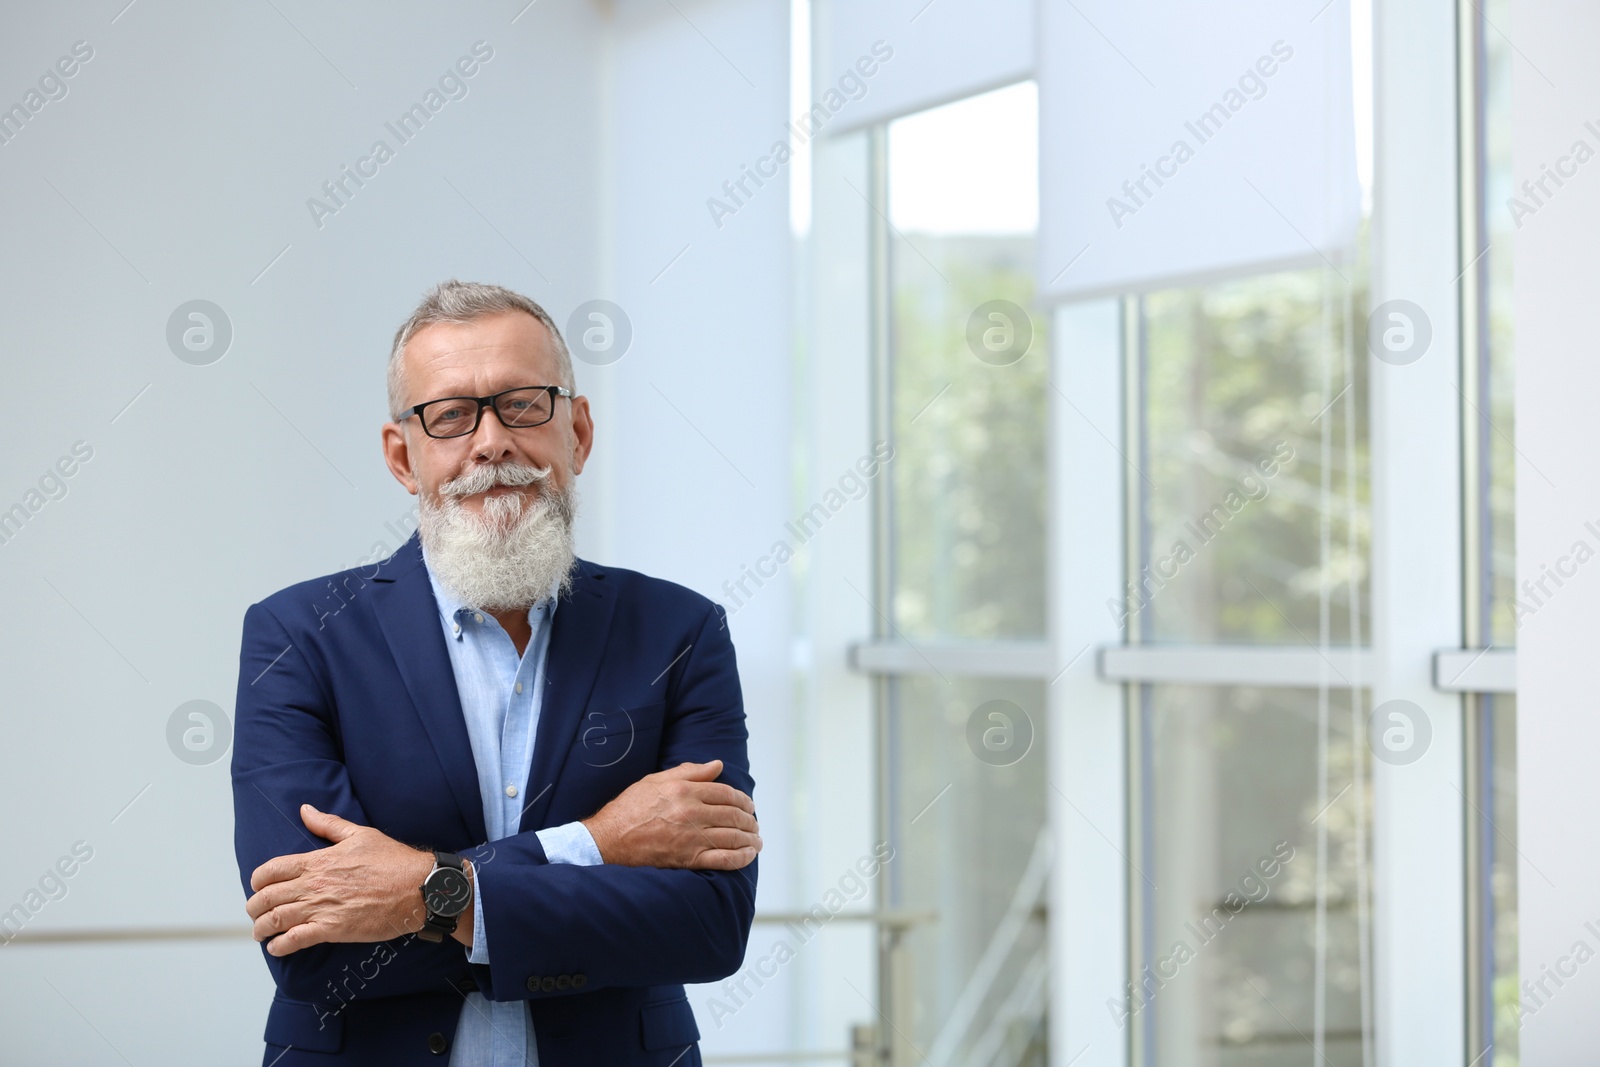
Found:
[890,675,1049,1061]
[1136,266,1369,645]
[843,5,1509,1065]
[1464,0,1518,1059]
[1129,255,1376,1066]
[1137,685,1371,1065]
[880,82,1050,1064]
[888,83,1046,642]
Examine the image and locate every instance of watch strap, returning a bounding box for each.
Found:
[418,911,458,942]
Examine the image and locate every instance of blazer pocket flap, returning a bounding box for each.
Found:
[639,995,700,1051]
[264,992,344,1053]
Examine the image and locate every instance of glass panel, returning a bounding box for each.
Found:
[887,82,1048,640]
[1136,265,1370,646]
[1135,685,1373,1067]
[1478,0,1517,648]
[889,675,1049,1064]
[1471,1,1519,1060]
[1476,694,1519,1067]
[878,82,1049,1067]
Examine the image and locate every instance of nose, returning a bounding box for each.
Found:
[468,402,517,464]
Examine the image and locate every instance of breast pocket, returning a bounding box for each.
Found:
[573,700,664,770]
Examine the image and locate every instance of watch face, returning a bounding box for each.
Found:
[423,867,471,917]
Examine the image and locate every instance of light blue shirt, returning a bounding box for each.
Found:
[422,551,603,1067]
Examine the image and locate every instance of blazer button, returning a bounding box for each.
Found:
[555,975,571,990]
[526,976,542,993]
[572,973,587,988]
[541,976,557,992]
[427,1032,449,1055]
[456,977,477,993]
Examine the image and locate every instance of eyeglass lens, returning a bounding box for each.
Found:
[422,388,554,437]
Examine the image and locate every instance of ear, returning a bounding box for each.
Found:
[381,421,419,495]
[568,395,594,477]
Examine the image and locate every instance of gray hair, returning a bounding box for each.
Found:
[387,279,574,420]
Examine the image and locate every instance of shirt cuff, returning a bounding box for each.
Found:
[536,821,604,866]
[467,863,490,965]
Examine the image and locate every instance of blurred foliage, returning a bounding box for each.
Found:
[880,28,1524,1053]
[890,233,1047,640]
[1141,258,1371,646]
[1481,0,1518,652]
[1481,0,1520,1057]
[1488,696,1520,1067]
[887,238,1378,649]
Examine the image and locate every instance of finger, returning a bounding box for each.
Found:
[252,898,312,942]
[688,803,760,834]
[696,826,763,853]
[244,878,301,921]
[679,781,754,812]
[266,919,327,957]
[689,846,759,871]
[300,803,362,843]
[249,854,306,893]
[654,760,724,782]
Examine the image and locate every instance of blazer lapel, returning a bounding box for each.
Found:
[370,533,487,844]
[519,558,617,833]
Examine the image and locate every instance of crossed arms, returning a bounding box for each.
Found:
[231,599,760,1005]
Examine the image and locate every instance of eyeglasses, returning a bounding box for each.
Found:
[397,385,574,440]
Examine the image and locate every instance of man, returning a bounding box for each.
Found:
[231,280,760,1066]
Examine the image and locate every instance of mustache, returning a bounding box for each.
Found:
[439,461,553,498]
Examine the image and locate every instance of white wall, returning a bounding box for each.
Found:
[0,2,606,1061]
[1511,1,1600,1061]
[601,0,798,1057]
[796,125,881,1055]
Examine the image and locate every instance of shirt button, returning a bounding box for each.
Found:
[515,682,524,694]
[505,785,518,798]
[452,623,461,635]
[474,613,484,623]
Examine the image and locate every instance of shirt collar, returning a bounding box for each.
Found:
[420,545,563,638]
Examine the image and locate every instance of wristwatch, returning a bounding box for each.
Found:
[416,851,471,943]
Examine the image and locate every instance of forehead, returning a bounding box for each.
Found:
[403,311,557,397]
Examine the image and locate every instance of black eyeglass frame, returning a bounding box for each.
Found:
[397,385,575,439]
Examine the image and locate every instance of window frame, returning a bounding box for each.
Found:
[844,4,1505,1067]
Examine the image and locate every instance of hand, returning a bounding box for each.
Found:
[582,760,760,870]
[245,804,437,956]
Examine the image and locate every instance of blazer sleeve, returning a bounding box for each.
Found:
[230,600,471,1003]
[459,603,759,1002]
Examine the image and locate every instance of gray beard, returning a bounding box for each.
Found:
[416,460,579,612]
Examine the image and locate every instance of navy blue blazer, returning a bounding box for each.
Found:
[231,532,756,1065]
